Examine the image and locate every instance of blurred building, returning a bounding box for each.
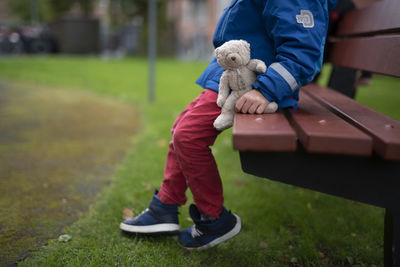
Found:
[0,0,15,22]
[49,0,106,54]
[167,0,230,59]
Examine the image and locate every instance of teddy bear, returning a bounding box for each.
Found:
[213,40,278,131]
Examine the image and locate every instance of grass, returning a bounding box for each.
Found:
[0,82,140,266]
[0,56,398,266]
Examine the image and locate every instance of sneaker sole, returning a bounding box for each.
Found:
[184,214,242,251]
[120,222,180,234]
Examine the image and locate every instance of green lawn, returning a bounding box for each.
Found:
[1,56,398,266]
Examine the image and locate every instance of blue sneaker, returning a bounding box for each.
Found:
[178,204,242,250]
[119,190,180,234]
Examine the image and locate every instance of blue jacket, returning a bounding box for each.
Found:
[196,0,338,108]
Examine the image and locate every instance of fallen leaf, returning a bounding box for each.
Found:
[141,182,152,192]
[346,256,354,265]
[58,234,72,242]
[122,207,135,220]
[156,139,167,148]
[234,179,245,187]
[212,148,219,155]
[259,241,269,248]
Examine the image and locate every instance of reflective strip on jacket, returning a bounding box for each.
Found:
[196,0,338,108]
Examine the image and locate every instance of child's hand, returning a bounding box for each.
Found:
[235,90,270,114]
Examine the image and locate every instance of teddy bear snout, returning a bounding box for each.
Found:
[226,53,241,66]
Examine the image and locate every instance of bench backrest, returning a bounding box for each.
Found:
[329,0,400,77]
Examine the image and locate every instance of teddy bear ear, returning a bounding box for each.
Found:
[241,40,250,52]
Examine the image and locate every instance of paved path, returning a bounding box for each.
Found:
[0,82,140,266]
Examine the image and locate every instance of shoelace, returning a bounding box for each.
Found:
[191,226,203,238]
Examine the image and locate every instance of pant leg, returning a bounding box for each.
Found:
[158,89,224,218]
[158,95,202,207]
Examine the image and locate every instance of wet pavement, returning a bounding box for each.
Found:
[0,82,140,266]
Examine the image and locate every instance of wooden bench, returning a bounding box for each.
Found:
[233,0,400,266]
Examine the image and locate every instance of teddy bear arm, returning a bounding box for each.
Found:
[248,59,267,73]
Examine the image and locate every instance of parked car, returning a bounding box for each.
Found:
[0,23,58,54]
[0,23,24,54]
[18,24,58,54]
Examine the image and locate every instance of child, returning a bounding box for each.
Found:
[120,0,338,250]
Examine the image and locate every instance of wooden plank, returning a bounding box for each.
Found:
[233,112,297,152]
[288,91,372,156]
[303,84,400,161]
[329,35,400,77]
[336,0,400,36]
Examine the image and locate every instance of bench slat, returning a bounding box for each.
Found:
[289,91,372,156]
[329,35,400,77]
[303,84,400,161]
[336,0,400,36]
[233,112,297,152]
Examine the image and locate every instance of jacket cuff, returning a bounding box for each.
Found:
[253,65,295,103]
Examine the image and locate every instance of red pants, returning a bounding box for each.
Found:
[158,89,223,218]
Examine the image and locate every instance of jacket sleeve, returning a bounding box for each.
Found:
[253,0,332,106]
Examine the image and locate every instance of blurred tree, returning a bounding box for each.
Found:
[7,0,43,22]
[108,0,174,56]
[45,0,71,18]
[109,0,148,27]
[7,0,95,23]
[76,0,95,17]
